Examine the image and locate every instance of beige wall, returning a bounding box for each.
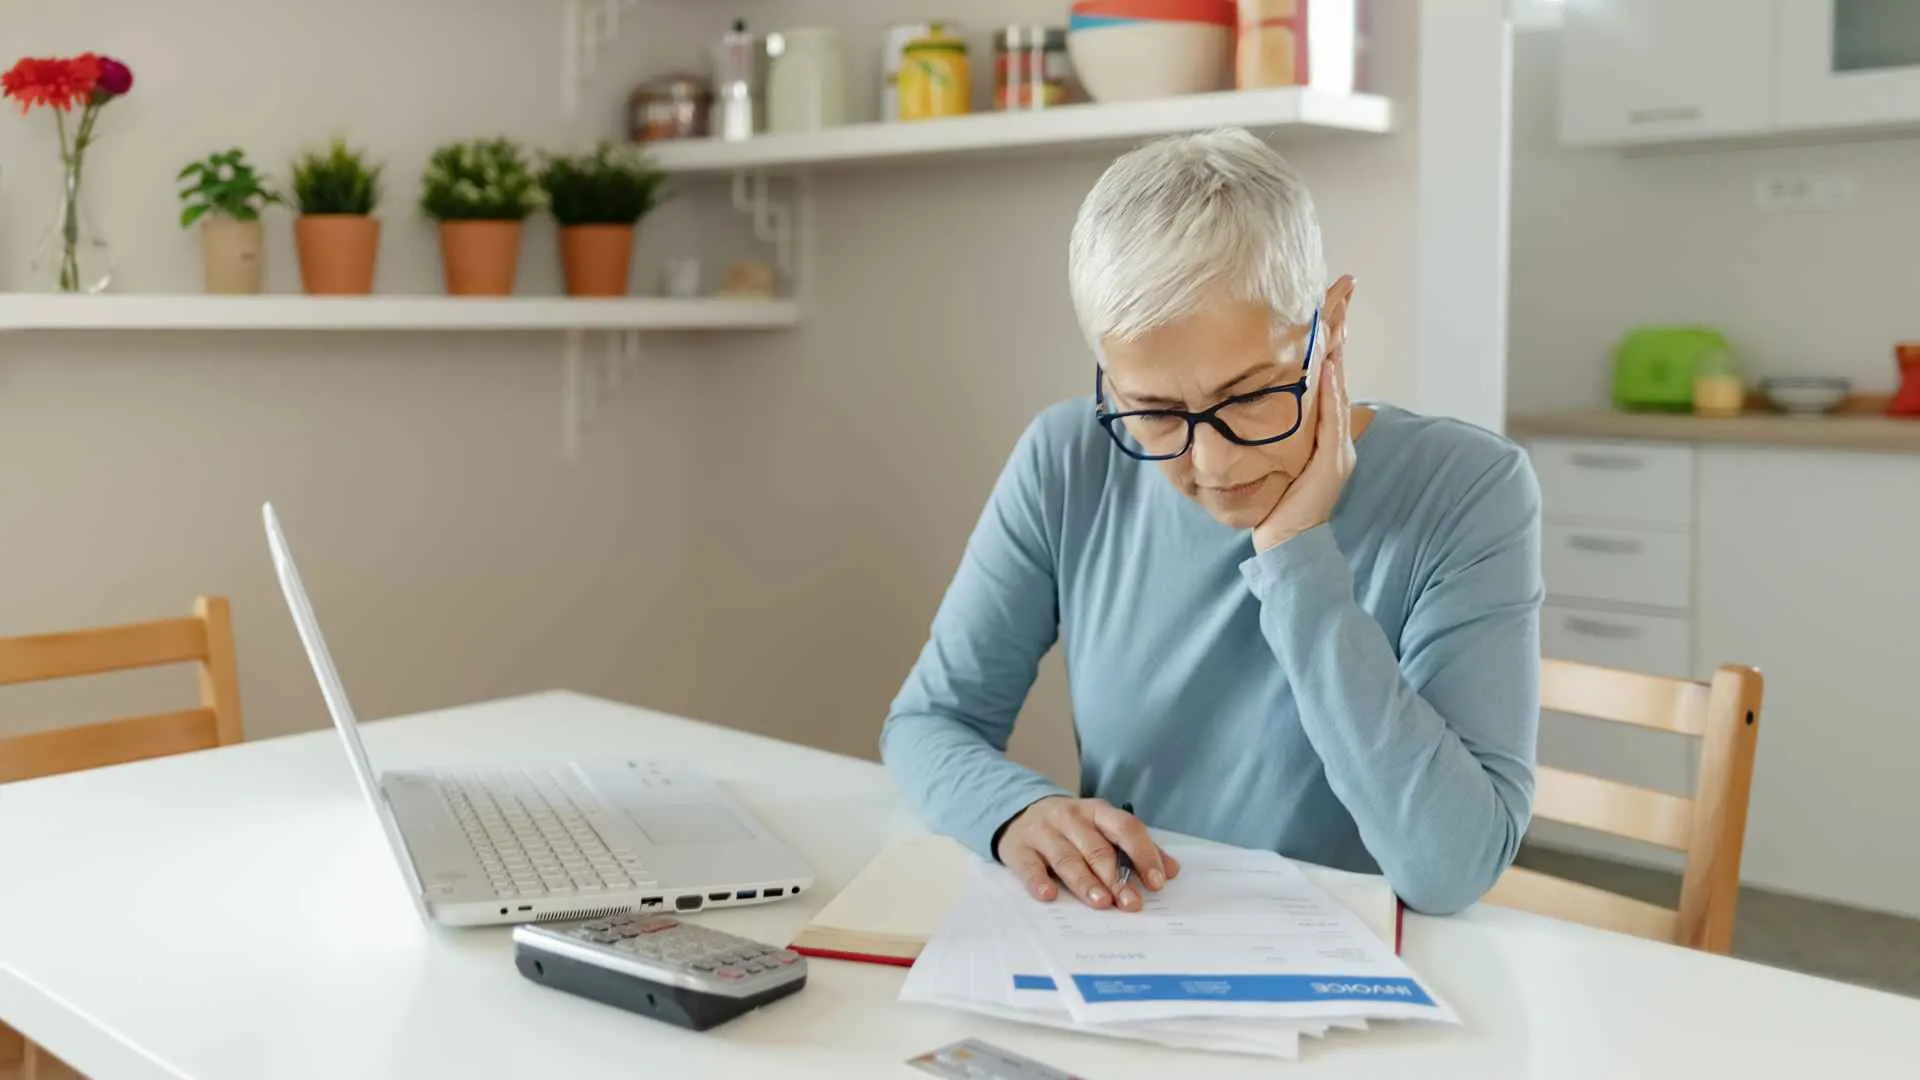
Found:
[1509,29,1920,415]
[2,0,1427,794]
[0,0,715,741]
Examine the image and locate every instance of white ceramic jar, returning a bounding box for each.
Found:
[767,28,849,134]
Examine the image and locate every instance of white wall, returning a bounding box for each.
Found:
[0,0,717,741]
[1509,29,1920,414]
[670,0,1428,773]
[1,2,1509,794]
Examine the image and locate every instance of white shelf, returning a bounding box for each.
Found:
[644,87,1394,174]
[0,294,801,333]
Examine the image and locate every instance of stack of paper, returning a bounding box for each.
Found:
[898,843,1456,1060]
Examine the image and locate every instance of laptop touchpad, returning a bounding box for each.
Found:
[630,804,754,847]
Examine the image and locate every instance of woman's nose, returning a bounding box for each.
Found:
[1188,421,1241,475]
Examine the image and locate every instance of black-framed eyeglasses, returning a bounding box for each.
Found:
[1093,307,1321,462]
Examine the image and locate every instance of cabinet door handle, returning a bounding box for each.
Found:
[1564,616,1642,641]
[1627,105,1703,125]
[1566,534,1644,556]
[1568,452,1645,471]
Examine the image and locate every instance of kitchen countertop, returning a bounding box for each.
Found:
[1508,408,1920,454]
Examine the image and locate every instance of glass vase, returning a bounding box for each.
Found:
[29,158,114,294]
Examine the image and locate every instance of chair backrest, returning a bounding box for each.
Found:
[1486,658,1764,953]
[0,596,245,783]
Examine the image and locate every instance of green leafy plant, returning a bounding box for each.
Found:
[290,137,382,216]
[418,137,542,222]
[177,147,281,227]
[537,141,668,228]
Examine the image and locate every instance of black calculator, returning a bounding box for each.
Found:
[513,912,808,1031]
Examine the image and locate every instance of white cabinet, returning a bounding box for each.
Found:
[1695,446,1920,919]
[1559,0,1776,145]
[1561,0,1920,146]
[1776,0,1920,129]
[1524,438,1700,869]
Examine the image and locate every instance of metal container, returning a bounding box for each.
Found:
[628,72,713,142]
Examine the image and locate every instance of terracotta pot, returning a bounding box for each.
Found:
[201,217,265,294]
[437,220,524,296]
[559,224,636,297]
[294,215,381,295]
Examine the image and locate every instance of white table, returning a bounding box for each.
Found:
[2,692,1915,1079]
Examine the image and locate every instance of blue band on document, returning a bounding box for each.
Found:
[1068,974,1434,1006]
[1011,974,1057,991]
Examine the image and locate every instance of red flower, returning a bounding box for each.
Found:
[96,56,133,98]
[1,53,103,113]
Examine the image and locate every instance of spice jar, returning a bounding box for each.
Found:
[995,26,1069,111]
[899,23,971,120]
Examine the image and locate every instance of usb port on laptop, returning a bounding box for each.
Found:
[735,889,757,900]
[763,887,784,898]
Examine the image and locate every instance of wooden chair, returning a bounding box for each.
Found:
[1485,658,1764,954]
[0,596,245,1080]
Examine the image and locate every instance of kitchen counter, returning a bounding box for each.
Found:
[1508,408,1920,454]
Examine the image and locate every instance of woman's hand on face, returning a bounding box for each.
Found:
[1253,275,1357,553]
[995,796,1181,912]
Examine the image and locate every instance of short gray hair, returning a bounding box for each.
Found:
[1068,128,1327,351]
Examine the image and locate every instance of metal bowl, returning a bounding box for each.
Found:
[1760,376,1852,415]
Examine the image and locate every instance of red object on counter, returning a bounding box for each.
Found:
[1891,343,1920,417]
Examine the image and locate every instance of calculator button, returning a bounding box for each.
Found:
[742,962,767,974]
[715,967,746,980]
[641,918,678,933]
[769,953,798,966]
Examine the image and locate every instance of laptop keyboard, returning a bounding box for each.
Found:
[441,768,653,898]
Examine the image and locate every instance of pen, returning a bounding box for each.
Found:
[1115,802,1137,889]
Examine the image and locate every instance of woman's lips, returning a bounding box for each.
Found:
[1204,476,1269,501]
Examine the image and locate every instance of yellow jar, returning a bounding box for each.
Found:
[899,26,970,120]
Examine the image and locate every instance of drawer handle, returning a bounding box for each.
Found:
[1627,105,1703,125]
[1566,534,1645,556]
[1567,452,1645,471]
[1564,617,1642,641]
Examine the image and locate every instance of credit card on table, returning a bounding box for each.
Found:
[908,1038,1089,1080]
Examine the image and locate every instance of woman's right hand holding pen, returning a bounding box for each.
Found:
[995,796,1180,912]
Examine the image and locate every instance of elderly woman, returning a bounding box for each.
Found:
[880,128,1541,917]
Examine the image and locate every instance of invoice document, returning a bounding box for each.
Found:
[1000,843,1458,1025]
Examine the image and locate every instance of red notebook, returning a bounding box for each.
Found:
[788,835,1405,965]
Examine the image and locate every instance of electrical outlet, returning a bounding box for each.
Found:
[1753,170,1858,211]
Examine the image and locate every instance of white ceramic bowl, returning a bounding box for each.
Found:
[1067,22,1234,103]
[1761,377,1851,415]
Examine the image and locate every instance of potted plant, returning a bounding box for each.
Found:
[178,147,281,294]
[537,141,668,297]
[290,137,383,295]
[419,137,542,296]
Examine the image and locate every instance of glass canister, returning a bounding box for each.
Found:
[898,23,971,121]
[1692,346,1745,418]
[995,26,1069,111]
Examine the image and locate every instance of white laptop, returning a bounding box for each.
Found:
[263,502,815,927]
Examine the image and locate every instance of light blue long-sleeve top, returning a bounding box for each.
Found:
[879,399,1543,915]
